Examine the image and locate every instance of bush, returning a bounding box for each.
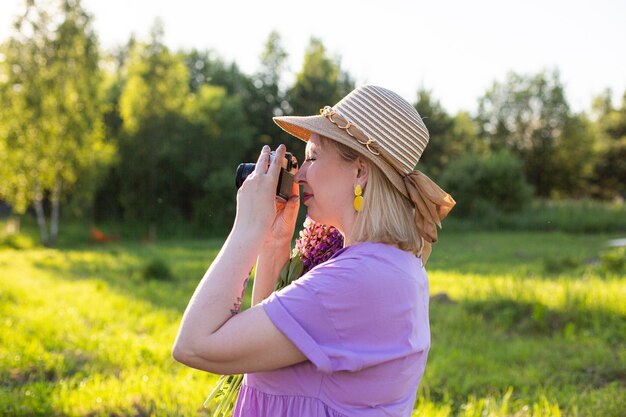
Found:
[193,168,237,235]
[142,258,174,281]
[443,199,626,233]
[543,256,581,274]
[440,151,533,218]
[599,247,625,275]
[0,233,35,250]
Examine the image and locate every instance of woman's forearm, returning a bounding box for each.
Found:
[173,228,263,353]
[252,241,291,306]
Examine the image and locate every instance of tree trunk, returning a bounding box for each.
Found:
[49,176,62,246]
[33,181,49,246]
[5,216,20,235]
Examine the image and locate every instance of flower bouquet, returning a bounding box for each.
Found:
[203,217,343,416]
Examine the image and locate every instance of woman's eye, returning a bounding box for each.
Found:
[305,158,316,162]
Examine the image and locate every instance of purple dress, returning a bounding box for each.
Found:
[233,242,430,416]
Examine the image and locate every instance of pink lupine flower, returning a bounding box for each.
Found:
[274,217,344,291]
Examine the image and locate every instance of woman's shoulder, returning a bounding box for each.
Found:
[301,241,425,294]
[331,241,422,269]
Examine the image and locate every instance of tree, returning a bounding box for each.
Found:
[0,0,112,245]
[249,31,291,154]
[256,31,289,118]
[414,88,484,179]
[182,45,277,163]
[93,37,137,222]
[413,88,454,177]
[116,20,189,229]
[110,23,255,233]
[289,37,354,115]
[476,70,591,197]
[181,85,253,232]
[287,37,354,158]
[590,89,626,199]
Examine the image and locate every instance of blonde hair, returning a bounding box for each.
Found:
[319,136,423,256]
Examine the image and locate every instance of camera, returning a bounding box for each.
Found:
[235,151,298,202]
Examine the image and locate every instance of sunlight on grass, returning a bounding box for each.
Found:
[1,231,624,416]
[0,247,217,416]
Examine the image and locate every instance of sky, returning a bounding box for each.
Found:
[1,0,625,114]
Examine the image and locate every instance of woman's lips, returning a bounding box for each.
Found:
[302,193,313,203]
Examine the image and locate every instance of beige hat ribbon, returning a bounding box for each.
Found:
[403,170,456,264]
[403,170,455,243]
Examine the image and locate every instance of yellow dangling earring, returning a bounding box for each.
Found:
[353,184,364,212]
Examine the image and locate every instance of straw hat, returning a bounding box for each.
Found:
[274,85,455,259]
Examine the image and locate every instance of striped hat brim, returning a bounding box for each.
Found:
[273,114,409,199]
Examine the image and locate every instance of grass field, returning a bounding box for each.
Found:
[1,228,625,416]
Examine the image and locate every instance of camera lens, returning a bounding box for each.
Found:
[235,163,256,189]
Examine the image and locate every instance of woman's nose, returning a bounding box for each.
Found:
[294,165,305,183]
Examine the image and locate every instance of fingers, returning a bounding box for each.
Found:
[284,192,300,217]
[290,175,300,199]
[268,144,286,177]
[253,144,286,177]
[254,145,271,174]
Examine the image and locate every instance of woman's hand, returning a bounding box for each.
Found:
[233,144,300,246]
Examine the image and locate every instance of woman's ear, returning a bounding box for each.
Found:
[356,156,369,187]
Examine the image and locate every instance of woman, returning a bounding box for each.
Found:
[173,85,455,416]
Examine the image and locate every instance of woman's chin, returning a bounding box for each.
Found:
[305,209,330,227]
[305,208,319,222]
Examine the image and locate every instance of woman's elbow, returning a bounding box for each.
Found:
[172,336,200,364]
[171,340,225,374]
[172,341,192,365]
[172,344,205,371]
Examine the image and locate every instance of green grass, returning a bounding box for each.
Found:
[1,229,625,416]
[445,199,626,233]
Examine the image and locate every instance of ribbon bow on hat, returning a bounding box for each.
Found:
[403,170,456,265]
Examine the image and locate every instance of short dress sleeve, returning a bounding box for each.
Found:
[261,243,428,375]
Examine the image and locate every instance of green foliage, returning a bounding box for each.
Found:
[599,247,625,275]
[275,253,304,290]
[97,26,255,231]
[191,169,237,235]
[2,4,625,242]
[0,0,114,245]
[440,151,533,218]
[287,37,354,161]
[542,256,581,275]
[181,46,281,163]
[445,199,626,233]
[181,85,252,232]
[204,373,243,416]
[415,89,485,179]
[289,37,354,115]
[142,258,173,281]
[0,233,35,250]
[590,89,626,199]
[247,31,293,156]
[116,21,189,223]
[476,70,593,198]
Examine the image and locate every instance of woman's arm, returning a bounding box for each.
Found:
[252,241,291,306]
[172,228,305,374]
[172,145,305,374]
